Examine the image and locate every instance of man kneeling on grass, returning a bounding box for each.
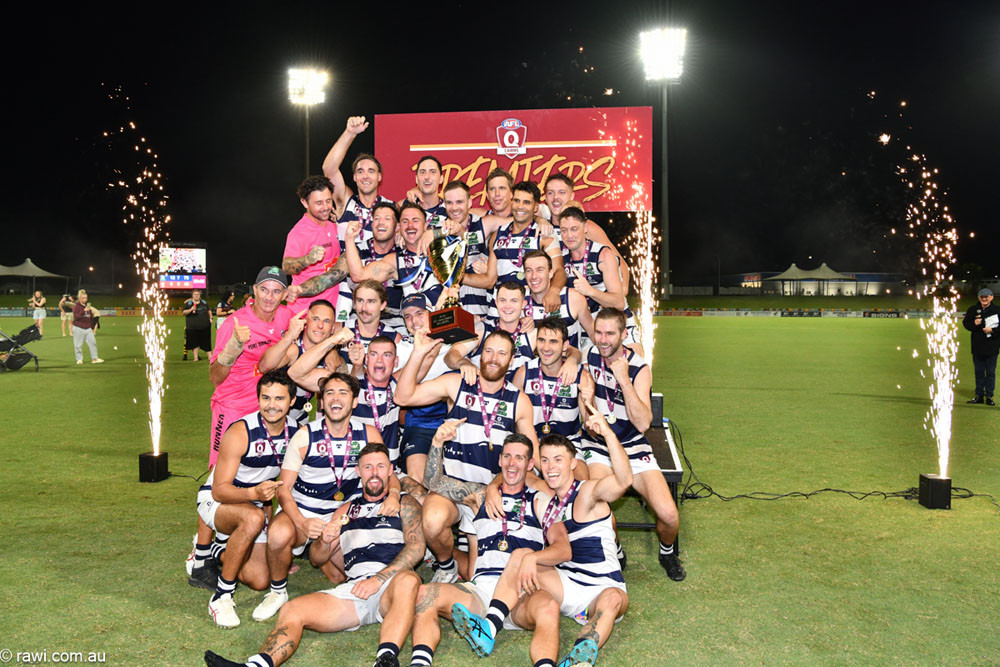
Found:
[457,411,631,667]
[408,429,571,667]
[195,370,300,628]
[205,443,425,667]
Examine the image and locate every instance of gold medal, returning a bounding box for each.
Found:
[542,423,551,434]
[606,414,617,425]
[340,514,349,525]
[498,538,508,551]
[334,491,344,501]
[516,271,525,280]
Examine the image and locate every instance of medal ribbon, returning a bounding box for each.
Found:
[599,354,623,418]
[263,418,289,467]
[500,489,528,542]
[321,419,351,494]
[513,225,533,269]
[542,480,578,538]
[475,379,504,441]
[365,379,394,432]
[537,372,564,426]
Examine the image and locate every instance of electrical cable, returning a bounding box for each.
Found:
[670,420,1000,513]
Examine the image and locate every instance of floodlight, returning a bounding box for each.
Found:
[639,28,687,81]
[288,68,329,106]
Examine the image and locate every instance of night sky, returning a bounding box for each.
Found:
[4,0,998,292]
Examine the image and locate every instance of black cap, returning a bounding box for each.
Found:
[254,266,289,288]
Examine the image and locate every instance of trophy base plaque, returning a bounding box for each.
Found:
[429,306,477,343]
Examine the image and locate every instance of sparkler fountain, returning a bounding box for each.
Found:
[879,98,959,508]
[104,94,172,482]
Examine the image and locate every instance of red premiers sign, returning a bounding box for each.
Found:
[374,107,652,212]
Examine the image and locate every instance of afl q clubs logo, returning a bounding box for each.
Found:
[496,118,527,158]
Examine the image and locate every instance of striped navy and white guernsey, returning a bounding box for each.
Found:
[457,215,491,316]
[423,200,448,231]
[580,347,657,467]
[521,358,582,445]
[395,247,444,309]
[550,483,625,589]
[471,488,546,581]
[337,193,394,243]
[198,411,299,507]
[287,335,323,425]
[337,318,404,368]
[493,220,549,289]
[354,375,400,465]
[443,378,521,484]
[470,317,534,382]
[561,239,611,315]
[336,239,398,324]
[290,416,372,516]
[340,494,405,582]
[526,287,586,350]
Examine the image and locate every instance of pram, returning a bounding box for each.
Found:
[0,324,41,372]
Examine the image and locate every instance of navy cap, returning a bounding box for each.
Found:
[401,293,429,312]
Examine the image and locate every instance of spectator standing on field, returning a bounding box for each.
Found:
[58,294,75,337]
[72,289,103,365]
[963,288,1000,406]
[216,291,235,329]
[29,290,46,336]
[183,289,212,361]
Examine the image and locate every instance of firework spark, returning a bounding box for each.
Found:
[598,117,659,365]
[105,86,171,456]
[881,115,959,478]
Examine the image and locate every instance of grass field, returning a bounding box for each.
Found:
[1,314,998,665]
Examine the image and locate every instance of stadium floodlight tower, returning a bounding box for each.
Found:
[288,68,329,176]
[639,27,686,300]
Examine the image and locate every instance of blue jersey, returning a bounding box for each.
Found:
[340,495,405,582]
[290,416,372,516]
[472,488,546,581]
[444,378,521,484]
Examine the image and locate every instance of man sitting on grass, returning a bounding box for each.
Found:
[409,430,570,667]
[205,443,425,667]
[195,370,300,628]
[460,415,631,667]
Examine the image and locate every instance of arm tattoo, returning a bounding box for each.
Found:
[400,475,428,503]
[376,496,425,581]
[282,254,313,275]
[298,256,348,297]
[426,442,486,501]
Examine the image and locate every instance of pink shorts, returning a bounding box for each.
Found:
[209,404,243,468]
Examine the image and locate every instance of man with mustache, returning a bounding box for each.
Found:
[198,370,299,628]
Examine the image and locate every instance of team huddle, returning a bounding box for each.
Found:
[193,116,683,667]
